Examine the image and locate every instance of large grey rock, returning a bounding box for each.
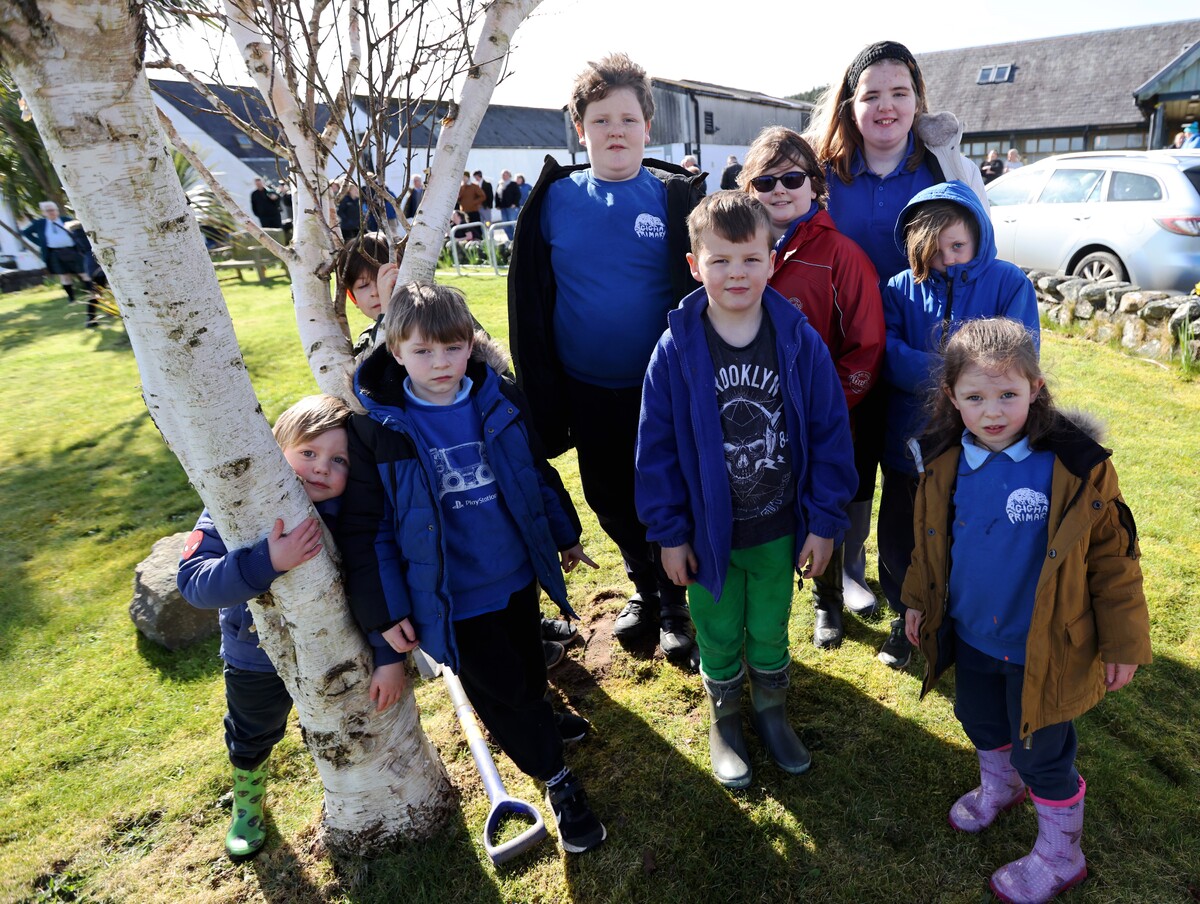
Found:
[1121,318,1147,350]
[130,531,219,651]
[1078,283,1114,306]
[1057,279,1090,304]
[1167,299,1200,338]
[1074,299,1095,320]
[1105,284,1140,313]
[1037,275,1075,298]
[1141,296,1192,323]
[1118,290,1167,314]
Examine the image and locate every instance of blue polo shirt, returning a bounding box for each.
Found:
[825,134,938,286]
[948,433,1054,664]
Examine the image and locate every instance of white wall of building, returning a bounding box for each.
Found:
[154,94,263,216]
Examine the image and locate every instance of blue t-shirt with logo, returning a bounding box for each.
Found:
[948,434,1055,664]
[404,377,534,620]
[542,167,674,387]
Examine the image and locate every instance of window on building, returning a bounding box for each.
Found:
[704,111,716,135]
[1092,132,1147,151]
[234,133,252,149]
[976,64,1015,84]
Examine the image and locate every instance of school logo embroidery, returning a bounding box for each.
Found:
[429,441,495,499]
[848,370,871,393]
[633,213,666,239]
[1006,488,1049,524]
[181,529,204,559]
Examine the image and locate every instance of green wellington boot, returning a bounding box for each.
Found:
[748,665,812,775]
[703,668,752,789]
[225,761,268,859]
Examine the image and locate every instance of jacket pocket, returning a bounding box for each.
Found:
[1056,609,1100,708]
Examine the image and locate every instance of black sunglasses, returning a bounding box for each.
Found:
[749,171,809,192]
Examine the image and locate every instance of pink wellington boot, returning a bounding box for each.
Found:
[990,777,1087,903]
[949,745,1027,833]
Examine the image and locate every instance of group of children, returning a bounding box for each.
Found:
[178,47,1151,903]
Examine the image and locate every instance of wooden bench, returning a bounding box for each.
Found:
[209,229,285,282]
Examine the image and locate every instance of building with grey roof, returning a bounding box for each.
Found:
[916,20,1200,165]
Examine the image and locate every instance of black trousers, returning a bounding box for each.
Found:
[454,582,564,782]
[877,465,920,616]
[224,665,293,770]
[566,376,685,607]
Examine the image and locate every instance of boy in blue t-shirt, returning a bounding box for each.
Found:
[635,192,857,787]
[339,283,606,854]
[508,53,705,664]
[178,395,406,860]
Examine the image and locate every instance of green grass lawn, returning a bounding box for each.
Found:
[1,275,1198,903]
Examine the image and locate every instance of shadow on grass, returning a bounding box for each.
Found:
[0,415,194,663]
[134,629,224,682]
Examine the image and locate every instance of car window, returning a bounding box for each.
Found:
[1108,171,1162,202]
[986,167,1044,206]
[1036,169,1104,204]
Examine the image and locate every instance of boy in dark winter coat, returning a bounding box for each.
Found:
[178,395,406,860]
[635,193,856,788]
[507,53,706,663]
[338,283,606,854]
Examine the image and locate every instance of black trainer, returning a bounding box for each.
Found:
[554,711,590,744]
[877,617,912,669]
[545,772,606,853]
[544,639,566,670]
[612,593,656,641]
[542,616,580,646]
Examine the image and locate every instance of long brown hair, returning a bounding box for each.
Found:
[919,318,1056,457]
[809,40,930,184]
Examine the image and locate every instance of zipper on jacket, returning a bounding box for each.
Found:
[1114,499,1139,558]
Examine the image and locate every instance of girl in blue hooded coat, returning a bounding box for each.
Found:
[875,180,1039,669]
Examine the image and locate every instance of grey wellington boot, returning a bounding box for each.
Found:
[748,665,811,774]
[842,500,879,617]
[702,668,752,789]
[812,544,845,649]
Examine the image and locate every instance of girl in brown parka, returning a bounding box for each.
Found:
[901,318,1150,904]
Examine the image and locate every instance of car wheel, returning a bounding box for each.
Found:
[1072,251,1126,282]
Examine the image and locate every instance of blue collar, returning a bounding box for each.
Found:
[773,206,821,255]
[961,430,1033,470]
[850,132,916,179]
[404,375,474,407]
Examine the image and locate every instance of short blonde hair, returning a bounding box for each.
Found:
[272,394,351,450]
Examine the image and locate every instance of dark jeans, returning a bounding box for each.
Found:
[224,665,293,770]
[954,641,1080,800]
[566,375,685,607]
[877,465,919,616]
[454,582,564,782]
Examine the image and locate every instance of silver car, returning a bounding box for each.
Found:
[986,150,1200,294]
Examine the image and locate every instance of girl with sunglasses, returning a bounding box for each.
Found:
[740,126,885,651]
[808,40,989,670]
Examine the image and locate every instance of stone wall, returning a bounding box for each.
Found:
[1027,270,1200,362]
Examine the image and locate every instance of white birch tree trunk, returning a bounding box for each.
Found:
[398,0,543,286]
[0,0,454,853]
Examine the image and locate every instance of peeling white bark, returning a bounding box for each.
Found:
[398,0,544,286]
[0,0,454,853]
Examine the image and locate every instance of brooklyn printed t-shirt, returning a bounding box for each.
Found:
[542,168,673,387]
[702,312,795,549]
